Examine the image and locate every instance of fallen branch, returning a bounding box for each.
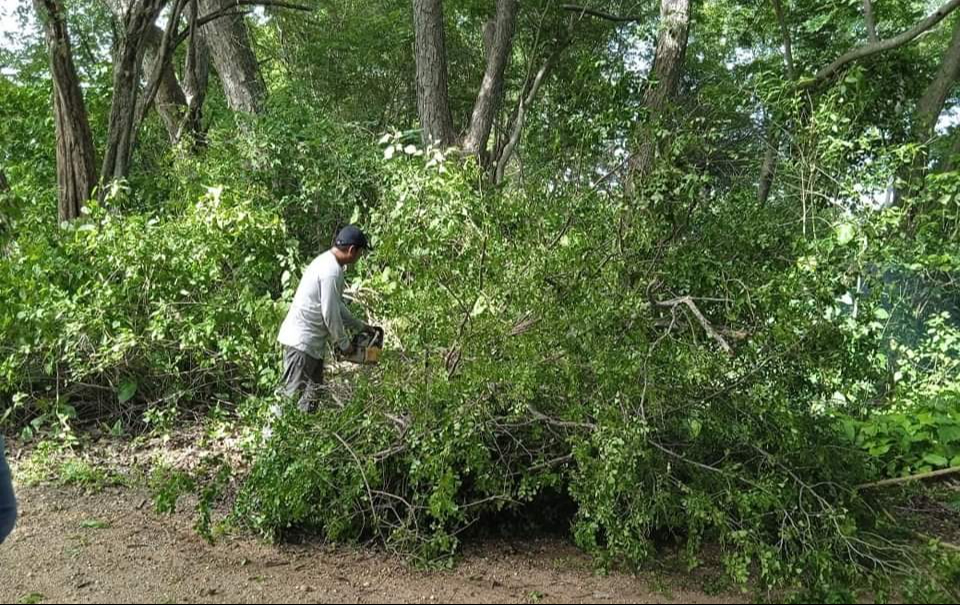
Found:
[856,466,960,491]
[656,295,734,355]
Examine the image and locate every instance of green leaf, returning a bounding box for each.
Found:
[872,307,890,320]
[803,12,832,33]
[835,222,856,246]
[938,425,960,444]
[841,419,857,443]
[118,380,137,404]
[922,454,949,467]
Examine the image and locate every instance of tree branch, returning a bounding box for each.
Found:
[657,295,734,355]
[856,466,960,491]
[802,0,960,89]
[174,0,311,48]
[137,0,187,129]
[495,38,568,183]
[771,0,795,80]
[562,3,643,23]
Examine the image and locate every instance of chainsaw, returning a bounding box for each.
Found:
[337,326,384,365]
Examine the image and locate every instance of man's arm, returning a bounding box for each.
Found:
[320,276,352,352]
[340,295,366,332]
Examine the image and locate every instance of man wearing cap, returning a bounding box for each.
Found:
[277,225,377,412]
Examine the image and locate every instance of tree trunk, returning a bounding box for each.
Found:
[898,16,960,201]
[758,127,780,206]
[758,0,797,206]
[101,0,168,185]
[413,0,457,147]
[462,0,519,158]
[179,0,210,143]
[863,0,878,42]
[626,0,690,193]
[198,0,265,114]
[34,0,98,221]
[144,24,189,142]
[494,35,569,184]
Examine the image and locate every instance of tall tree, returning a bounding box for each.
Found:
[758,0,797,206]
[34,0,98,221]
[462,0,519,157]
[626,0,691,194]
[413,0,457,147]
[899,16,960,201]
[199,0,266,114]
[100,0,179,184]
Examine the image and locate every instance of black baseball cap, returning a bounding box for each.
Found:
[335,224,372,250]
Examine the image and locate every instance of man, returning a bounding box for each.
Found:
[277,225,376,412]
[0,434,16,544]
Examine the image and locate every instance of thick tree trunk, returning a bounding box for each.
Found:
[462,0,518,158]
[626,0,690,193]
[34,0,98,221]
[897,17,960,201]
[413,0,457,147]
[198,0,266,114]
[100,0,168,185]
[144,23,188,141]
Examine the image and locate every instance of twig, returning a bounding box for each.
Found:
[332,432,380,536]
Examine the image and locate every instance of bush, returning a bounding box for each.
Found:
[0,185,296,429]
[234,146,903,589]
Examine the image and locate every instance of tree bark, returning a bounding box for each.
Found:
[413,0,457,147]
[626,0,690,193]
[34,0,98,221]
[100,0,170,185]
[462,0,519,158]
[198,0,266,114]
[144,23,189,142]
[758,0,797,206]
[863,0,878,42]
[897,16,960,201]
[102,0,210,143]
[179,0,210,143]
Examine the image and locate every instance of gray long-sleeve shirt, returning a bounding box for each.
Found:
[277,250,365,359]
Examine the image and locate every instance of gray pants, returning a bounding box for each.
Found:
[0,436,16,544]
[280,346,325,412]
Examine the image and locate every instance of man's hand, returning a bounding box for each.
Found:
[340,342,356,356]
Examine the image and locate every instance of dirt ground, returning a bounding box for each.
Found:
[0,486,743,604]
